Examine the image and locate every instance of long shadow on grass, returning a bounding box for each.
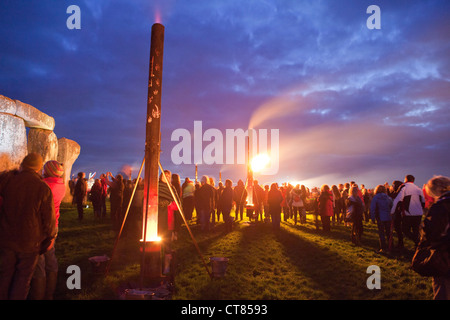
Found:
[173,222,236,269]
[223,222,379,299]
[175,220,281,298]
[282,219,415,263]
[173,218,415,300]
[177,221,371,299]
[283,220,380,248]
[275,226,370,299]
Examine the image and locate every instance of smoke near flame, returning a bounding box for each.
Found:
[153,0,175,24]
[246,81,437,187]
[154,9,162,24]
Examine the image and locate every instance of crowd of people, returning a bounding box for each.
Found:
[0,153,448,300]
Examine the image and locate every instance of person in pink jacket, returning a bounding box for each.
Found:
[318,185,334,233]
[29,160,65,300]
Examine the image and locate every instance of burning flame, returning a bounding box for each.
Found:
[141,203,161,242]
[251,154,271,173]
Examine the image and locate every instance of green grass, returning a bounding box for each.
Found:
[54,203,433,300]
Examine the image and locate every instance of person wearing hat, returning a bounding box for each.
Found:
[0,153,56,300]
[29,160,65,300]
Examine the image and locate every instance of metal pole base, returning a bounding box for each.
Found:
[140,241,162,280]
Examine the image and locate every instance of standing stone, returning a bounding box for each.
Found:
[15,99,55,130]
[27,128,59,164]
[0,113,27,172]
[0,95,17,115]
[57,138,81,202]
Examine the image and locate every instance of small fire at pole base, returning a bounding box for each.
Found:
[246,204,256,220]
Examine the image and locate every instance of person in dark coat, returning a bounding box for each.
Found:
[106,172,124,231]
[0,153,56,300]
[99,173,109,218]
[268,183,283,232]
[208,177,218,226]
[129,178,144,239]
[194,182,201,225]
[390,180,405,250]
[331,185,342,224]
[171,173,182,239]
[196,175,215,232]
[216,181,224,222]
[219,179,234,232]
[90,179,103,219]
[74,172,87,221]
[182,178,195,221]
[233,179,247,221]
[253,180,265,222]
[421,176,450,300]
[122,179,133,222]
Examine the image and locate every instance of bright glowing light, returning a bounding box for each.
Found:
[251,153,270,172]
[140,236,161,242]
[142,204,160,242]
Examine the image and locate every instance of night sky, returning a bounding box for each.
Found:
[1,0,449,188]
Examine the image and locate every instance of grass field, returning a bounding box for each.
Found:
[53,202,433,300]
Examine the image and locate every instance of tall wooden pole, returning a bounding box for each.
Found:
[195,164,198,184]
[141,23,165,283]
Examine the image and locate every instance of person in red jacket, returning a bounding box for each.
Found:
[0,153,56,300]
[29,160,65,300]
[318,185,334,233]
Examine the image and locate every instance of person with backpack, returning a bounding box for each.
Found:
[391,175,425,248]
